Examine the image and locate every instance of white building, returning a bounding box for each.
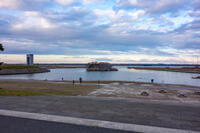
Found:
[26,54,34,65]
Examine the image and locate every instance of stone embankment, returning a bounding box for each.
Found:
[0,68,50,75]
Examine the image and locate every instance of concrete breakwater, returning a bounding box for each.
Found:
[0,68,50,75]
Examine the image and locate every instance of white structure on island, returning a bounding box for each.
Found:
[26,54,34,65]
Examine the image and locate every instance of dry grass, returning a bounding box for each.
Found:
[0,80,98,96]
[0,89,46,96]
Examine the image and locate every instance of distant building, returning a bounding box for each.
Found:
[26,54,34,65]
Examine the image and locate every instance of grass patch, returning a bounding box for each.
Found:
[0,64,40,69]
[0,80,98,96]
[0,89,46,96]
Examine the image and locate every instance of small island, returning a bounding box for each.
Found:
[192,76,200,79]
[87,62,118,71]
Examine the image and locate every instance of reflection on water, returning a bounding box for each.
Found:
[0,66,199,86]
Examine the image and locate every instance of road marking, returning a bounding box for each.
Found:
[0,109,198,133]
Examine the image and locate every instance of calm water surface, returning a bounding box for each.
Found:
[0,66,199,86]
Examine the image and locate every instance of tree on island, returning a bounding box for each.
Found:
[0,43,4,51]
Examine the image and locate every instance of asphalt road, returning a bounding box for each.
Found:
[0,115,136,133]
[0,96,200,131]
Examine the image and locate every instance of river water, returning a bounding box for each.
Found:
[0,66,199,86]
[0,66,200,86]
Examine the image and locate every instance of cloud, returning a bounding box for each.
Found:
[0,0,52,10]
[54,0,74,6]
[193,0,200,10]
[82,0,104,5]
[46,7,96,25]
[0,0,77,10]
[0,0,199,63]
[115,0,189,14]
[147,0,188,14]
[12,11,56,30]
[0,0,22,9]
[128,10,145,19]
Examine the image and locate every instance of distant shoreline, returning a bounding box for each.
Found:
[0,68,50,75]
[37,63,200,69]
[35,63,200,66]
[128,67,200,74]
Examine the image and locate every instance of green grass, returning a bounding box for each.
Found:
[0,64,40,69]
[0,89,46,96]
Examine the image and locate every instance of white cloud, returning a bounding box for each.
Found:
[128,10,145,19]
[12,11,55,30]
[83,0,104,5]
[54,0,74,6]
[0,0,22,9]
[128,0,138,5]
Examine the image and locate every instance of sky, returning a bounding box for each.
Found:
[0,0,200,64]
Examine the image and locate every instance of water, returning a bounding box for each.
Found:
[0,66,199,86]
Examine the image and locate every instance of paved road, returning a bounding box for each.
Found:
[0,96,200,131]
[0,115,135,133]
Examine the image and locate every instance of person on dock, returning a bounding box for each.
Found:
[151,79,154,83]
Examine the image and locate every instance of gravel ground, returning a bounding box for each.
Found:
[89,82,200,103]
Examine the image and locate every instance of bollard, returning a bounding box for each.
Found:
[98,80,100,88]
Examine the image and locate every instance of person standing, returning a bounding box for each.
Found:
[151,79,154,83]
[79,77,82,84]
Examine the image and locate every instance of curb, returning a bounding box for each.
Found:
[0,109,198,133]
